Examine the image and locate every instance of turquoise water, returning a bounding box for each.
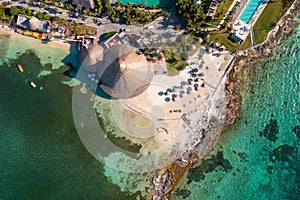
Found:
[116,0,171,8]
[239,0,264,24]
[174,26,300,199]
[0,32,140,199]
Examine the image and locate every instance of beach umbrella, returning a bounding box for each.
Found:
[179,90,185,95]
[165,97,170,102]
[187,86,192,91]
[180,81,187,86]
[172,94,178,98]
[167,88,173,93]
[194,83,199,91]
[188,78,193,85]
[158,91,164,96]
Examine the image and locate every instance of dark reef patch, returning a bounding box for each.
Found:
[44,63,53,70]
[292,125,300,138]
[269,144,297,162]
[266,166,273,174]
[175,188,191,199]
[237,152,248,162]
[259,119,279,142]
[186,151,233,184]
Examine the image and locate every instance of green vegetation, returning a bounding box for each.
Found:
[239,35,252,50]
[0,5,33,22]
[94,0,112,14]
[0,5,8,21]
[67,21,97,35]
[176,0,205,33]
[207,0,234,26]
[36,11,52,20]
[253,0,293,44]
[103,31,117,41]
[161,36,193,75]
[113,2,170,26]
[209,29,252,52]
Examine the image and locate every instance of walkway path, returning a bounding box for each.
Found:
[250,26,255,46]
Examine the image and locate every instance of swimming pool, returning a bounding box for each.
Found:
[239,0,264,24]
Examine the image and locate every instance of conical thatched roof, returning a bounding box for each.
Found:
[80,44,104,73]
[29,16,39,31]
[80,44,153,99]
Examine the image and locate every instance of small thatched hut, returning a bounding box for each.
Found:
[28,16,50,32]
[28,17,40,31]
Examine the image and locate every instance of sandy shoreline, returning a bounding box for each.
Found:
[0,26,74,51]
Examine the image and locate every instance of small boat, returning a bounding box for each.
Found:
[29,81,37,88]
[17,65,24,72]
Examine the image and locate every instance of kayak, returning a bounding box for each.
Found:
[17,64,24,72]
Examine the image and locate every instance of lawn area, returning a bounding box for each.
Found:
[164,51,188,76]
[209,29,252,51]
[207,0,234,26]
[253,0,294,45]
[238,35,252,50]
[103,31,117,41]
[209,30,239,51]
[253,1,283,44]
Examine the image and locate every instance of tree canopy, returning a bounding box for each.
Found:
[176,0,205,33]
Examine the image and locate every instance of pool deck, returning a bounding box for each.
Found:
[231,0,249,24]
[232,0,269,43]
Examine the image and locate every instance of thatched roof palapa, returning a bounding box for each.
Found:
[80,44,153,99]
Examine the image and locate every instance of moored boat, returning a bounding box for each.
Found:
[29,81,37,88]
[17,65,24,72]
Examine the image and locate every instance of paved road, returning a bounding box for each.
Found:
[1,0,184,41]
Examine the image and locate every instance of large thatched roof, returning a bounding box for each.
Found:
[80,44,152,99]
[28,16,39,31]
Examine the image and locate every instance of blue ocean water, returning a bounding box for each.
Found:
[174,26,300,199]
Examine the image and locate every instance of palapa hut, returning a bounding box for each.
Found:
[79,44,153,99]
[28,16,39,31]
[28,16,50,32]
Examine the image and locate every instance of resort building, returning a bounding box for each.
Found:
[16,15,50,33]
[103,32,145,50]
[16,15,28,29]
[71,0,95,10]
